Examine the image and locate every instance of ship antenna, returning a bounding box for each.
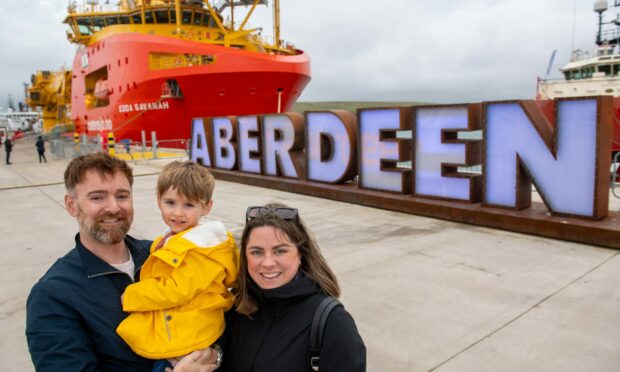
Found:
[594,0,608,46]
[571,0,577,52]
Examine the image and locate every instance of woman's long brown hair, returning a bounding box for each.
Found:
[235,204,340,315]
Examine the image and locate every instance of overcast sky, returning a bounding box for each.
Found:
[0,0,603,109]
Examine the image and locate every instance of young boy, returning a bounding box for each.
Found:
[117,161,238,370]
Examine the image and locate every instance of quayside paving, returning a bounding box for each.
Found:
[2,140,620,371]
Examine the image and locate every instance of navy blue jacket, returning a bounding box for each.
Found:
[26,234,154,371]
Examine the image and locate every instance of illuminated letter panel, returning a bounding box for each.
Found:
[413,104,482,202]
[359,107,412,193]
[484,97,611,219]
[212,117,237,170]
[238,116,262,174]
[262,113,305,179]
[306,110,358,184]
[190,118,212,167]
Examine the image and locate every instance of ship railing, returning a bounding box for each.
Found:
[70,3,120,14]
[113,138,190,162]
[45,135,190,161]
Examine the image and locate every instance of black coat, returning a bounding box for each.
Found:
[221,275,366,372]
[36,138,45,153]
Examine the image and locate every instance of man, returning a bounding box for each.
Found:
[25,153,215,371]
[35,136,47,163]
[4,137,12,164]
[26,152,152,371]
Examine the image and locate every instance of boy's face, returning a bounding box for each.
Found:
[158,187,212,234]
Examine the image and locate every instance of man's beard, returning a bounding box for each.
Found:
[78,208,132,245]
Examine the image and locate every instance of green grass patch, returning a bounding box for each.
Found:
[290,101,428,114]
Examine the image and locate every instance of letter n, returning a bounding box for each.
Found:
[483,97,612,219]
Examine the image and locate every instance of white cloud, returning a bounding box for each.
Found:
[0,0,605,108]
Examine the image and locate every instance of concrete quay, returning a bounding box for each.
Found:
[1,140,620,371]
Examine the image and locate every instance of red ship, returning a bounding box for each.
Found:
[64,0,310,141]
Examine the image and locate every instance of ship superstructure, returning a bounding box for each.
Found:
[537,0,620,153]
[58,0,310,141]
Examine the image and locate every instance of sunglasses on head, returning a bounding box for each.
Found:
[246,206,299,224]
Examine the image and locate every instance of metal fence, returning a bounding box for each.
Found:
[45,133,190,162]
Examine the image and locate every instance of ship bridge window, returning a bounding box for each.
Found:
[202,13,214,27]
[131,13,141,24]
[193,11,203,25]
[599,65,611,76]
[564,71,571,80]
[155,9,170,24]
[570,70,582,80]
[614,64,620,75]
[144,11,155,24]
[182,10,192,24]
[76,17,93,35]
[93,17,105,31]
[105,16,119,25]
[119,15,130,24]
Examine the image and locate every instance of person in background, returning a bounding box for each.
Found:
[117,161,237,372]
[216,204,366,371]
[26,153,216,371]
[35,136,47,163]
[4,137,12,164]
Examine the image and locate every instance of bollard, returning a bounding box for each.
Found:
[107,132,115,156]
[141,130,147,159]
[151,131,158,159]
[73,132,80,156]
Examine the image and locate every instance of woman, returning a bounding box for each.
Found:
[173,204,366,372]
[222,205,366,371]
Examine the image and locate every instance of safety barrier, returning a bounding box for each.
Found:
[45,131,189,162]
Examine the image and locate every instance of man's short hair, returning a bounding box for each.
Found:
[64,152,133,193]
[157,161,215,204]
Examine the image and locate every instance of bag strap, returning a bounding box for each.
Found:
[309,297,342,371]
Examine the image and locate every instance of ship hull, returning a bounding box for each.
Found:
[71,33,311,141]
[536,78,620,153]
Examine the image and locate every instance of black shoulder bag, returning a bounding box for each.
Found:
[309,297,342,371]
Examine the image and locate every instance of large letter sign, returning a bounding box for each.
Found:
[238,116,262,174]
[262,113,305,178]
[413,104,482,202]
[359,108,412,193]
[484,98,612,219]
[189,97,618,248]
[306,110,358,184]
[190,118,211,166]
[212,117,237,170]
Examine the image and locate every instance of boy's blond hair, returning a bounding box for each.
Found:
[157,161,215,204]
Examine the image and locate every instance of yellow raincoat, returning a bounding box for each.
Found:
[116,221,239,359]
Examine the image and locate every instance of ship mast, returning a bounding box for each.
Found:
[594,0,620,46]
[273,0,280,48]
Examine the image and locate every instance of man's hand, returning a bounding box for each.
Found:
[166,348,218,372]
